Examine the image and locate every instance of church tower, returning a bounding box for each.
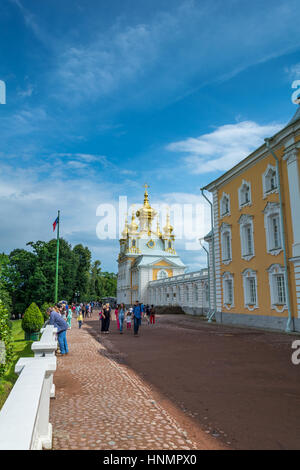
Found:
[117,186,186,305]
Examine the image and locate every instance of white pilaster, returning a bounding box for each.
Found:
[284,145,300,258]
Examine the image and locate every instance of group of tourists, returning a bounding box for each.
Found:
[45,300,97,355]
[100,301,156,337]
[45,299,157,356]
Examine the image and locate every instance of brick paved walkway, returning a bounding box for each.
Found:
[50,315,217,450]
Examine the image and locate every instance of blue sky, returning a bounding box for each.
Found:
[1,0,300,272]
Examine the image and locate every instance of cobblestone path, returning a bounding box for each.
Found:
[50,315,216,450]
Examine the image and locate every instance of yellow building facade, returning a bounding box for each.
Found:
[204,106,300,331]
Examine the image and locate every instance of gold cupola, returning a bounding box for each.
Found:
[121,215,129,240]
[136,184,157,235]
[128,209,139,235]
[156,217,162,238]
[163,210,174,237]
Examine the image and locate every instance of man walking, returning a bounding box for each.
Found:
[133,300,142,336]
[47,305,69,356]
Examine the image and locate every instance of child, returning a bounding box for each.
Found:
[67,307,73,329]
[126,311,132,330]
[77,311,83,329]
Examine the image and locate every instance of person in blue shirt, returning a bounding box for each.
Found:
[47,305,69,355]
[133,301,142,336]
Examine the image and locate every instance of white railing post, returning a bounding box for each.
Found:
[0,325,58,450]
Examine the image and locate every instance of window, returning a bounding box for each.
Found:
[267,264,287,312]
[263,202,282,255]
[239,214,255,260]
[238,180,252,208]
[242,269,258,310]
[225,280,233,304]
[271,216,281,249]
[220,192,230,217]
[247,277,256,304]
[275,275,286,304]
[132,239,136,247]
[194,285,198,303]
[222,272,234,308]
[220,223,232,264]
[263,164,278,197]
[157,269,168,280]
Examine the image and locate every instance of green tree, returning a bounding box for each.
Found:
[73,244,91,301]
[0,301,13,378]
[0,254,12,313]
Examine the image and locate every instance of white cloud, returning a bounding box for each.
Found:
[49,0,300,109]
[285,63,300,80]
[166,121,283,174]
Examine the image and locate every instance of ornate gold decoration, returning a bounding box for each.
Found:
[120,214,129,239]
[146,239,155,249]
[136,184,157,235]
[128,208,139,234]
[163,209,174,237]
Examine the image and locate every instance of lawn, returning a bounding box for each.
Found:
[0,320,34,410]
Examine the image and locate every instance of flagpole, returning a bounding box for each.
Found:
[55,210,60,303]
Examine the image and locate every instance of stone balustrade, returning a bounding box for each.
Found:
[0,325,58,450]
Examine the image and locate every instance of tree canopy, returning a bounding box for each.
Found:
[0,238,117,315]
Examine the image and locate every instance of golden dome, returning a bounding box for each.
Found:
[136,184,157,233]
[128,210,139,234]
[156,218,162,238]
[121,215,128,239]
[163,210,173,236]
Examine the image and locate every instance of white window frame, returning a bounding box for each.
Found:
[157,269,168,280]
[222,272,234,309]
[220,222,232,265]
[238,180,252,209]
[263,202,282,255]
[267,264,287,313]
[262,164,278,198]
[239,214,255,261]
[220,192,230,218]
[242,268,258,310]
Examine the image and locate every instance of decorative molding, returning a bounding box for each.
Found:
[267,263,288,313]
[238,179,252,209]
[239,214,255,261]
[220,192,231,218]
[242,268,258,310]
[262,163,278,198]
[263,202,282,256]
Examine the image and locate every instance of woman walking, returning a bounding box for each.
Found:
[118,303,126,334]
[115,305,120,330]
[102,303,111,334]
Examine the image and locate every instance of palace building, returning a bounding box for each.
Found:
[117,187,186,305]
[203,105,300,332]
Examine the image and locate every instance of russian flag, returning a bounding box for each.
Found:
[53,216,59,232]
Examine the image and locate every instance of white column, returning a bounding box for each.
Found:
[284,146,300,258]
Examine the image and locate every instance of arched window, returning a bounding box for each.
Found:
[220,192,230,217]
[263,164,278,197]
[238,180,252,208]
[157,269,168,280]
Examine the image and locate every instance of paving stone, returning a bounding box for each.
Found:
[50,315,199,450]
